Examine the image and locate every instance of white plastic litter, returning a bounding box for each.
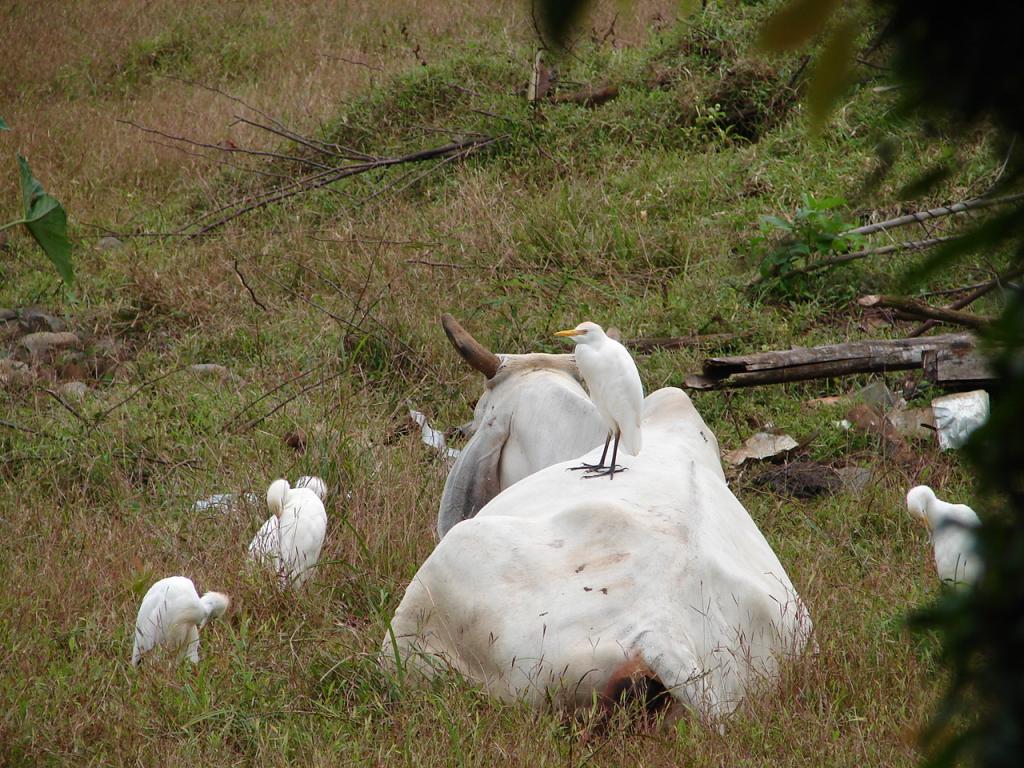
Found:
[407,403,461,461]
[932,390,989,451]
[191,492,258,513]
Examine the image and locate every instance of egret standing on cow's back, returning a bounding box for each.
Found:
[555,321,643,479]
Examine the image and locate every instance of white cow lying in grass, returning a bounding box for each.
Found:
[437,314,607,537]
[385,387,811,722]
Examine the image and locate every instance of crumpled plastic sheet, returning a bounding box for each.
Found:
[932,389,990,451]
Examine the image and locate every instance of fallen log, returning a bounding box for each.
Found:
[685,333,979,389]
[549,83,620,107]
[857,294,992,329]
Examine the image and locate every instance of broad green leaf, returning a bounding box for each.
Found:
[760,215,792,231]
[0,116,9,131]
[758,0,840,52]
[807,19,856,132]
[17,155,73,284]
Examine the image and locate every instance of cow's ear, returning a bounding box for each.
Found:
[437,410,510,539]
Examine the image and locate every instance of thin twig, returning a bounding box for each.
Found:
[0,418,57,438]
[218,363,327,434]
[239,370,347,433]
[41,388,91,427]
[405,259,468,269]
[233,259,268,311]
[118,119,334,171]
[317,52,385,71]
[94,366,193,424]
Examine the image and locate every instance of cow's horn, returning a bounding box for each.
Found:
[441,314,501,378]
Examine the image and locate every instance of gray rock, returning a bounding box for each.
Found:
[0,308,16,323]
[97,236,124,251]
[59,381,88,400]
[189,363,233,380]
[837,466,873,494]
[0,358,32,387]
[20,331,80,357]
[854,381,898,410]
[19,307,67,333]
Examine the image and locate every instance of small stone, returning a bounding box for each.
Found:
[93,337,122,358]
[20,331,80,357]
[189,363,232,380]
[59,381,88,400]
[19,307,67,333]
[837,466,873,493]
[0,358,33,387]
[97,236,124,251]
[0,308,16,323]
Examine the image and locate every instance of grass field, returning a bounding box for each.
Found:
[0,1,1008,765]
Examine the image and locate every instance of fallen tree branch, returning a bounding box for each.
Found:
[751,235,955,286]
[909,265,1024,337]
[841,192,1024,238]
[184,134,502,235]
[685,333,978,389]
[857,294,992,329]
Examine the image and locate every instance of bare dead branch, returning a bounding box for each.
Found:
[858,294,992,329]
[842,192,1024,238]
[909,265,1024,336]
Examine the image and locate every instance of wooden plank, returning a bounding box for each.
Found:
[922,345,995,387]
[686,333,976,390]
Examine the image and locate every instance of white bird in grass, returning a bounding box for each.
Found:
[554,321,644,479]
[132,576,229,666]
[248,476,328,588]
[906,485,982,587]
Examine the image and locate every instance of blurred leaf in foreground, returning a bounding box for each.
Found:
[15,155,74,284]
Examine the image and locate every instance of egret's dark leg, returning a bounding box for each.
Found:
[568,432,611,472]
[583,432,628,479]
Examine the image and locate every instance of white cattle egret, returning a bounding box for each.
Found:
[906,485,982,586]
[249,477,328,587]
[132,576,229,666]
[554,321,644,479]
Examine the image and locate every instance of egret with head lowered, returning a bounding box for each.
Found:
[132,576,230,666]
[554,321,643,479]
[248,476,329,588]
[906,485,982,587]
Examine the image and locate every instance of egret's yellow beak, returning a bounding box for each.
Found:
[554,329,580,337]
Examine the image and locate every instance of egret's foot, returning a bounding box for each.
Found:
[568,461,606,472]
[582,465,627,479]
